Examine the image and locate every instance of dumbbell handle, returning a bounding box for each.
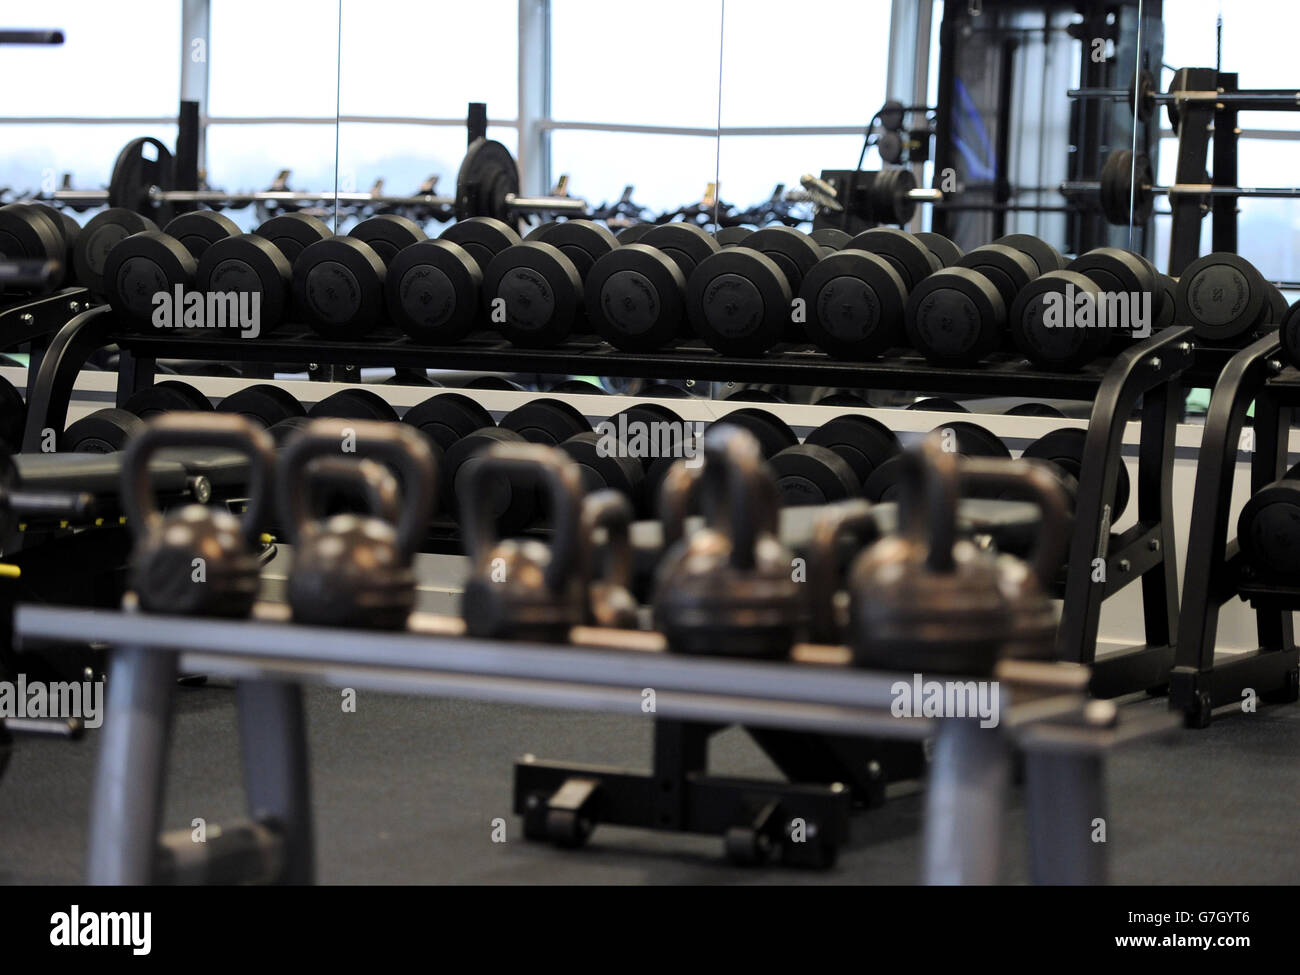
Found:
[1067,86,1300,109]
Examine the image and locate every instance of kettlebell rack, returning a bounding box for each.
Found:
[1173,333,1300,727]
[12,601,1175,882]
[22,307,1205,700]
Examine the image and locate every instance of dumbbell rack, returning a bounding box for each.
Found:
[1173,333,1300,727]
[0,287,94,399]
[20,307,1207,701]
[13,601,1175,882]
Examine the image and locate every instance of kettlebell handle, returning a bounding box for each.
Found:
[579,489,634,624]
[897,436,960,573]
[277,418,437,560]
[960,457,1072,587]
[305,457,401,523]
[121,412,276,547]
[461,443,583,595]
[805,500,878,643]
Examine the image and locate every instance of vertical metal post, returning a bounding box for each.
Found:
[1024,751,1108,884]
[887,0,933,233]
[517,0,551,196]
[180,0,211,175]
[922,718,1009,884]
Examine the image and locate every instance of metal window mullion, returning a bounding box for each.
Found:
[180,0,211,174]
[518,0,551,195]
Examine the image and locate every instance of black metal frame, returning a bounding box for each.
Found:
[1172,333,1300,726]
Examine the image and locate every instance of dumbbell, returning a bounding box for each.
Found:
[215,384,306,429]
[863,421,1010,501]
[102,211,241,330]
[484,220,618,347]
[1021,426,1130,519]
[993,234,1066,275]
[1237,461,1300,579]
[563,403,694,515]
[1004,402,1067,418]
[500,397,590,445]
[706,407,798,458]
[614,225,653,245]
[384,217,521,343]
[441,426,538,534]
[550,379,606,395]
[0,203,75,293]
[585,223,720,351]
[400,391,494,464]
[713,226,754,248]
[61,379,214,451]
[292,214,427,338]
[70,207,159,298]
[915,232,964,268]
[1175,252,1278,344]
[687,226,822,356]
[908,397,968,412]
[307,387,399,421]
[193,214,331,339]
[769,414,900,506]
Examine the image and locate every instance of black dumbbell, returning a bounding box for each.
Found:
[485,221,617,347]
[1067,246,1157,332]
[707,407,798,458]
[904,264,1007,366]
[1174,252,1273,344]
[62,379,213,451]
[307,388,399,421]
[384,217,521,344]
[401,392,494,459]
[713,226,754,248]
[1279,300,1300,371]
[500,397,590,445]
[615,225,653,245]
[800,245,909,359]
[216,384,306,429]
[1009,268,1111,370]
[196,234,294,338]
[915,231,964,268]
[908,397,969,412]
[1237,461,1300,579]
[769,413,900,507]
[441,426,536,533]
[255,213,332,265]
[804,414,900,491]
[992,234,1066,275]
[1021,426,1130,518]
[103,211,241,330]
[809,228,852,255]
[123,379,214,418]
[863,421,1010,501]
[558,430,646,509]
[0,203,69,293]
[586,224,720,351]
[1004,402,1067,418]
[71,207,159,298]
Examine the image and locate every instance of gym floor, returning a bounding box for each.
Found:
[2,681,1296,885]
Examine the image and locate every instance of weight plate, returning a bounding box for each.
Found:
[1009,270,1111,369]
[1128,69,1156,123]
[804,414,900,487]
[162,211,241,260]
[744,226,823,295]
[845,228,935,290]
[870,168,919,225]
[550,380,606,395]
[640,222,722,278]
[61,407,144,453]
[402,392,495,453]
[103,231,197,330]
[195,233,293,338]
[1262,282,1288,328]
[348,214,427,266]
[801,249,907,359]
[523,219,618,282]
[605,403,688,471]
[123,380,213,418]
[1068,246,1155,295]
[255,213,332,265]
[72,208,159,298]
[25,203,79,278]
[384,238,482,343]
[713,226,753,248]
[500,397,590,445]
[0,204,65,292]
[769,444,859,506]
[1022,426,1130,518]
[905,265,1006,366]
[1174,252,1267,342]
[876,130,904,166]
[862,454,906,502]
[915,231,964,268]
[455,138,520,223]
[878,100,905,131]
[108,137,175,223]
[440,216,522,272]
[993,234,1066,275]
[216,383,305,429]
[707,407,797,458]
[307,388,399,421]
[1238,481,1300,577]
[615,225,653,245]
[957,244,1038,308]
[586,243,687,351]
[267,415,312,447]
[0,374,26,454]
[909,398,969,412]
[483,241,584,347]
[442,426,535,532]
[1004,402,1066,418]
[931,421,1010,460]
[559,430,646,505]
[809,228,852,254]
[686,246,792,357]
[291,236,387,338]
[385,369,442,387]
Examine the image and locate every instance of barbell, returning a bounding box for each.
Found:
[1060,149,1300,225]
[1068,69,1300,127]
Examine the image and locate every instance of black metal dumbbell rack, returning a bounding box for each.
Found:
[1173,333,1300,727]
[0,287,94,399]
[22,307,1200,857]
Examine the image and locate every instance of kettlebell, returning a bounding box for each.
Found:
[652,424,806,659]
[278,419,436,630]
[580,489,638,629]
[460,443,585,641]
[804,499,879,643]
[960,456,1071,660]
[122,412,276,617]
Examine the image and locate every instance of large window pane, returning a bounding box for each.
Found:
[209,1,341,117]
[550,131,719,216]
[717,134,868,217]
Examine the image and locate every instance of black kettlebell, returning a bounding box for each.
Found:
[278,419,436,630]
[122,412,276,617]
[460,443,585,642]
[580,489,638,629]
[652,423,805,659]
[804,499,880,643]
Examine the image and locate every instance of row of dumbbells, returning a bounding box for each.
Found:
[64,381,1127,537]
